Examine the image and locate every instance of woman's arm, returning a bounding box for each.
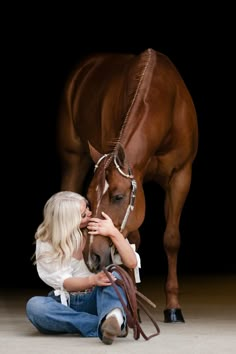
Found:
[63,271,116,292]
[87,212,138,269]
[36,240,116,292]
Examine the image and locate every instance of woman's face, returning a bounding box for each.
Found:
[79,200,92,229]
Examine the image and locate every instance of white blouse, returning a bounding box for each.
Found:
[35,239,141,305]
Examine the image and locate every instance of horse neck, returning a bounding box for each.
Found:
[115,102,156,171]
[114,49,156,171]
[124,136,153,174]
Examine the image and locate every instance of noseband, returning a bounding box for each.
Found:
[94,153,137,233]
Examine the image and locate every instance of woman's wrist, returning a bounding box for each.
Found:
[109,228,123,242]
[88,274,96,287]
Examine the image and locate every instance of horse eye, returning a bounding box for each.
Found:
[111,194,124,203]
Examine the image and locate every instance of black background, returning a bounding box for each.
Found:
[3,6,234,288]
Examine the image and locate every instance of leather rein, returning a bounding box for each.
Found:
[103,264,160,340]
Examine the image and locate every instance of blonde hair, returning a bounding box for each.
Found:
[34,191,87,265]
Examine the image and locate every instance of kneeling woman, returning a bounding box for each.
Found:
[26,191,140,345]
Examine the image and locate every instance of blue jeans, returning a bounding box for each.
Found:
[26,275,127,339]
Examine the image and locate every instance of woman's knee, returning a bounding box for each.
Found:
[26,296,48,319]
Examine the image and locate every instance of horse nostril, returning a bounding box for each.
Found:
[91,251,112,271]
[89,239,112,271]
[91,253,100,271]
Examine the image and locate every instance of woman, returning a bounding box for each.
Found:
[26,191,140,345]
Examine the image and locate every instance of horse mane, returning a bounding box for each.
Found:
[114,48,155,155]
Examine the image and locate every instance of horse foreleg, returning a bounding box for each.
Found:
[127,230,141,250]
[60,151,92,193]
[57,103,93,193]
[163,164,192,322]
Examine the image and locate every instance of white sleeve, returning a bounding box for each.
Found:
[36,240,72,290]
[111,240,141,283]
[36,259,73,290]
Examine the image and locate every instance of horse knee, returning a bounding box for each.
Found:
[163,231,180,253]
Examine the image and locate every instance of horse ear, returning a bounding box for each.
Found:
[116,143,126,167]
[88,141,103,163]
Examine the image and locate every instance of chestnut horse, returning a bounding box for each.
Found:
[57,48,198,322]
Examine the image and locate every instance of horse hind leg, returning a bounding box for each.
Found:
[163,164,192,323]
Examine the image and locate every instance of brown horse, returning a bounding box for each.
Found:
[57,48,198,322]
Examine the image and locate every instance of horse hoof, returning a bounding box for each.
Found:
[164,308,185,323]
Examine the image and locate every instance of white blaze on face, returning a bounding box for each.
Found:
[88,239,94,270]
[103,179,109,194]
[95,179,109,215]
[88,179,109,270]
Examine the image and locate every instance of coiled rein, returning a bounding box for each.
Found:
[103,264,160,340]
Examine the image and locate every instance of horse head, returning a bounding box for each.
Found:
[83,142,145,272]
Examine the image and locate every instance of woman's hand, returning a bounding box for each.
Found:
[89,271,116,287]
[87,211,137,269]
[87,211,118,237]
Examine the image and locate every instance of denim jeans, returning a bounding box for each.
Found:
[26,273,127,339]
